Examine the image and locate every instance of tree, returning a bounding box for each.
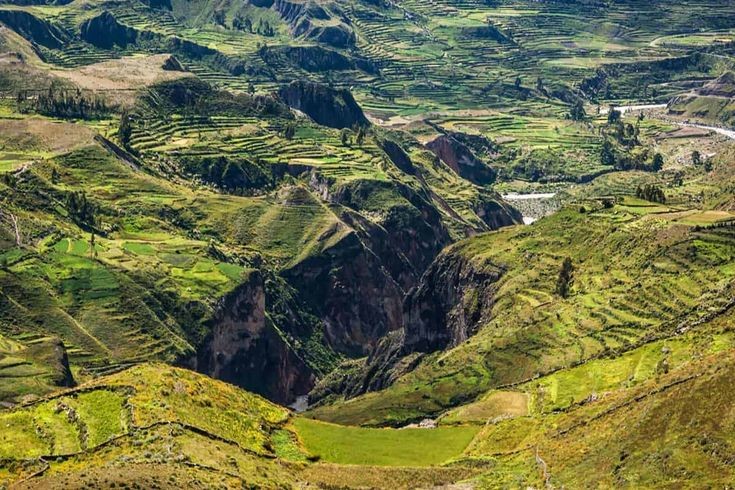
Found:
[607,106,621,124]
[213,9,225,26]
[354,124,367,147]
[652,153,664,171]
[89,232,97,258]
[340,128,351,147]
[283,121,296,140]
[233,15,252,32]
[600,139,615,166]
[119,111,133,149]
[636,184,666,204]
[65,191,96,228]
[569,100,586,121]
[556,257,573,298]
[691,150,702,166]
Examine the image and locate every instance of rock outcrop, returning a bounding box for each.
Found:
[161,54,185,71]
[378,138,415,174]
[79,12,137,49]
[278,81,368,128]
[278,45,377,74]
[196,270,315,404]
[0,10,69,49]
[427,133,497,185]
[282,45,353,72]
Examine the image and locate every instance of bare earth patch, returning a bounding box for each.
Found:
[658,126,711,139]
[51,54,191,105]
[0,119,96,153]
[441,390,529,424]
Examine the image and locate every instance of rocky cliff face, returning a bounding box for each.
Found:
[474,191,524,229]
[0,10,69,49]
[79,12,137,49]
[331,179,451,288]
[29,337,75,389]
[427,133,497,185]
[402,252,504,353]
[278,80,368,129]
[379,138,415,175]
[272,0,356,48]
[196,270,315,404]
[309,244,507,404]
[281,230,404,356]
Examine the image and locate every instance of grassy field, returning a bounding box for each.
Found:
[293,418,479,466]
[0,0,734,486]
[0,363,484,488]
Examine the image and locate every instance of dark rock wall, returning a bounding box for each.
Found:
[196,271,315,404]
[278,80,368,128]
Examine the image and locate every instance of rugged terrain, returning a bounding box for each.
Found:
[0,0,734,487]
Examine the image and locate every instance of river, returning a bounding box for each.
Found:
[676,122,735,140]
[601,104,735,140]
[502,193,559,224]
[502,103,735,224]
[600,104,668,115]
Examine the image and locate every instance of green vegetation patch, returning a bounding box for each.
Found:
[293,417,479,466]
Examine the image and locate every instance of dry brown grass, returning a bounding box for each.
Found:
[441,391,529,425]
[51,54,191,106]
[0,119,95,153]
[0,26,44,66]
[298,462,479,489]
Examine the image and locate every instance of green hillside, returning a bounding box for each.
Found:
[0,0,734,486]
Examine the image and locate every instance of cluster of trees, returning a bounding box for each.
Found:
[118,111,133,149]
[556,257,573,298]
[606,107,642,148]
[282,121,296,140]
[600,108,663,172]
[340,125,367,147]
[568,100,586,121]
[635,183,666,204]
[16,86,112,120]
[600,138,664,172]
[229,14,275,36]
[65,191,97,228]
[691,150,713,171]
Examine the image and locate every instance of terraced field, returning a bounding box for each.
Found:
[1,0,735,486]
[308,197,735,426]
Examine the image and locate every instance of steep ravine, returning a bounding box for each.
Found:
[184,82,521,404]
[194,270,315,405]
[196,188,518,404]
[309,247,507,404]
